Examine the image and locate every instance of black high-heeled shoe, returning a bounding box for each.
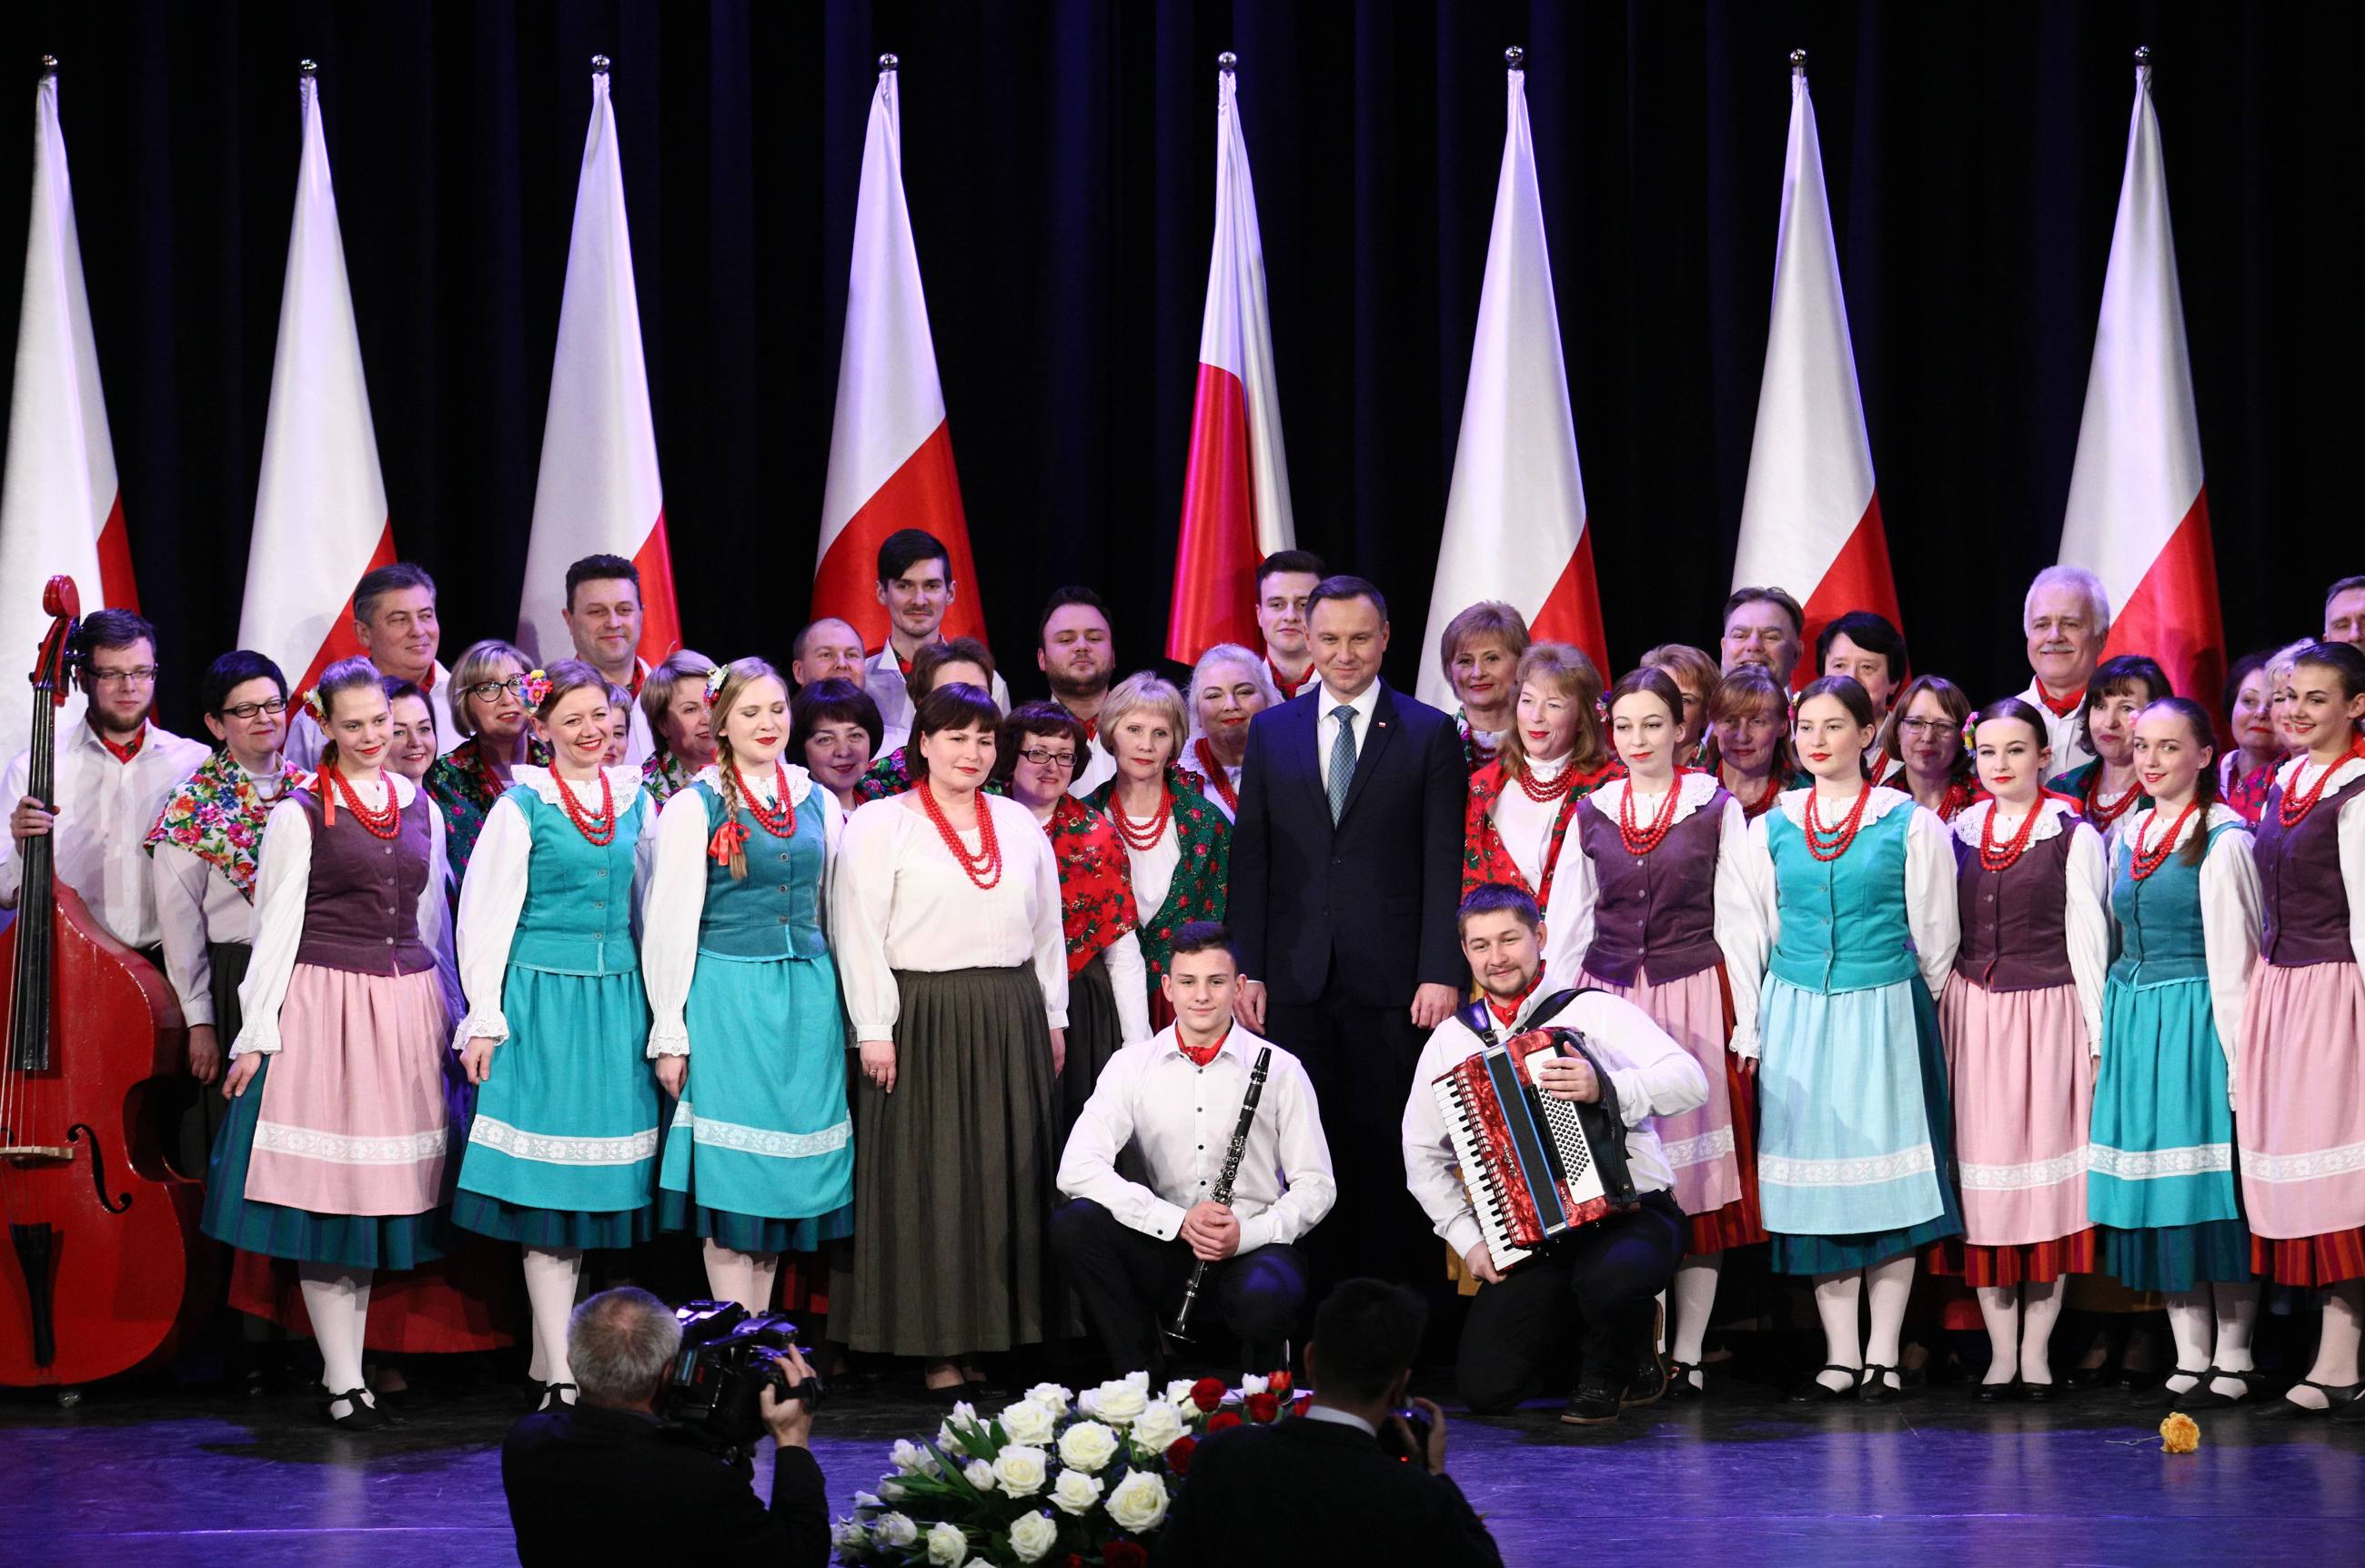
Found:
[532,1381,579,1413]
[1788,1364,1860,1403]
[1661,1361,1705,1402]
[1856,1364,1900,1405]
[322,1388,387,1432]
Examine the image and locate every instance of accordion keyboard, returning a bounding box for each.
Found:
[1435,1076,1534,1271]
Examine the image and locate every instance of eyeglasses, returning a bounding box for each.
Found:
[89,665,160,687]
[218,699,291,721]
[1016,747,1078,770]
[1897,718,1954,739]
[465,677,528,703]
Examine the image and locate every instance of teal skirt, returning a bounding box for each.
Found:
[452,1191,658,1250]
[200,1055,449,1271]
[658,1193,851,1254]
[2098,1220,2253,1292]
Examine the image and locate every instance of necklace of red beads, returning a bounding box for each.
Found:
[2279,749,2360,827]
[919,782,1003,890]
[730,756,800,838]
[2130,799,2199,881]
[1977,797,2044,872]
[326,766,403,840]
[1517,756,1579,804]
[1616,773,1685,856]
[1111,779,1174,853]
[2084,769,2140,829]
[1192,739,1239,814]
[552,769,618,847]
[1804,780,1874,861]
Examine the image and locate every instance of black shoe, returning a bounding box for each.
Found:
[2333,1388,2365,1424]
[2022,1379,2057,1403]
[1974,1379,2022,1404]
[2142,1369,2214,1409]
[322,1388,387,1432]
[2252,1380,2364,1420]
[1789,1365,1861,1404]
[1661,1361,1704,1403]
[2180,1367,2270,1411]
[1857,1365,1900,1405]
[1560,1378,1623,1426]
[532,1382,578,1413]
[1622,1356,1670,1410]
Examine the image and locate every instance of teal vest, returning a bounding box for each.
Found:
[2108,819,2237,988]
[695,779,830,960]
[506,785,644,977]
[1766,799,1918,994]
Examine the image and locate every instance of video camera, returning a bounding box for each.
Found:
[657,1301,824,1449]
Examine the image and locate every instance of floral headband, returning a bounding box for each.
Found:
[519,668,553,709]
[702,666,730,707]
[1960,716,1979,749]
[303,686,328,724]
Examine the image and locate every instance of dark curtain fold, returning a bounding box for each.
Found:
[0,0,2354,729]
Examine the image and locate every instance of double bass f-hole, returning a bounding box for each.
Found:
[66,1124,131,1214]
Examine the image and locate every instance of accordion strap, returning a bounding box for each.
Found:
[1460,986,1595,1050]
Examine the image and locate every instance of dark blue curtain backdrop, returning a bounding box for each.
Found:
[0,1,2357,728]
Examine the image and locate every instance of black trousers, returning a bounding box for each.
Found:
[1456,1191,1686,1414]
[1050,1199,1306,1375]
[1264,981,1434,1287]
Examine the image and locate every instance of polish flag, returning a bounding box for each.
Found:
[516,59,680,668]
[2058,51,2223,709]
[236,65,396,697]
[1165,55,1295,665]
[1416,49,1606,708]
[0,64,133,766]
[814,57,984,651]
[1730,53,1899,687]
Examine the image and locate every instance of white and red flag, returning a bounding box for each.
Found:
[1165,54,1295,665]
[1730,52,1899,687]
[0,63,134,763]
[1416,49,1607,706]
[236,65,397,696]
[814,56,984,650]
[2058,51,2223,708]
[517,58,680,668]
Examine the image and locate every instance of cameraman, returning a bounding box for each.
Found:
[503,1287,828,1567]
[1153,1279,1501,1567]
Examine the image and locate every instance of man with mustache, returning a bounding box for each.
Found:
[2019,565,2113,774]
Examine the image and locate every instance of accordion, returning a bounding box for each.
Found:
[1434,1024,1640,1271]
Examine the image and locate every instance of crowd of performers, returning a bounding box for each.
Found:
[6,541,2364,1431]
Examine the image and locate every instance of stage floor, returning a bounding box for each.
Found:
[3,1372,2360,1567]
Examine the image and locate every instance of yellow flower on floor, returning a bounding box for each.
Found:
[2159,1412,2200,1453]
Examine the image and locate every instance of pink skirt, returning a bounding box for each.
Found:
[2237,958,2365,1241]
[1579,963,1743,1221]
[246,964,454,1217]
[1938,974,2091,1248]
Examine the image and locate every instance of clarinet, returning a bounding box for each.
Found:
[1163,1044,1273,1349]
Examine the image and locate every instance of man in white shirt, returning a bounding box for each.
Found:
[3,608,209,956]
[284,562,458,767]
[1402,883,1705,1426]
[859,528,1011,739]
[2020,565,2112,775]
[1052,922,1335,1377]
[1037,586,1119,797]
[1252,549,1325,701]
[557,553,657,766]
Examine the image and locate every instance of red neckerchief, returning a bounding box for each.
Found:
[1067,707,1099,744]
[625,663,646,700]
[893,648,916,680]
[2035,684,2084,719]
[1177,1023,1233,1069]
[418,666,439,694]
[1484,965,1545,1030]
[1268,655,1311,700]
[97,722,148,764]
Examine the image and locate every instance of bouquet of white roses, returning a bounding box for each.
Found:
[833,1370,1303,1567]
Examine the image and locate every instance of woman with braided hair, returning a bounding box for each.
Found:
[642,658,852,1314]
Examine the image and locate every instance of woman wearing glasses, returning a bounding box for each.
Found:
[997,700,1152,1125]
[425,640,550,886]
[1877,676,1980,821]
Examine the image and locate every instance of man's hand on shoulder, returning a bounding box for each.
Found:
[1410,982,1458,1030]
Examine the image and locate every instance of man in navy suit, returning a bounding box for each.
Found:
[1230,576,1467,1285]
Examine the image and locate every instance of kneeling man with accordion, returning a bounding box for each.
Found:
[1403,883,1706,1425]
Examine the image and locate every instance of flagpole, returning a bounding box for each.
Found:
[1505,45,1524,73]
[592,54,610,77]
[40,55,55,81]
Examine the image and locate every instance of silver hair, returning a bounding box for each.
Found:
[568,1287,682,1408]
[2022,565,2111,639]
[1186,641,1283,729]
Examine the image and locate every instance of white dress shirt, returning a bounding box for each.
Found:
[1176,743,1243,822]
[2107,804,2262,1072]
[453,766,659,1048]
[2018,679,2094,777]
[1,721,210,950]
[831,791,1070,1040]
[1070,732,1119,799]
[285,660,460,769]
[231,773,458,1058]
[147,762,297,1025]
[1951,796,2112,1051]
[860,647,1012,743]
[1315,680,1384,796]
[1056,1024,1336,1254]
[639,763,841,1057]
[1111,808,1181,924]
[1402,986,1710,1263]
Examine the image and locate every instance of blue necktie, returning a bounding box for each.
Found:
[1327,705,1358,823]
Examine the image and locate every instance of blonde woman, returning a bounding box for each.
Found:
[1462,642,1619,934]
[425,638,549,883]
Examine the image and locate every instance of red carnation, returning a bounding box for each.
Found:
[1206,1410,1243,1433]
[1267,1371,1293,1396]
[1244,1392,1281,1423]
[1164,1434,1197,1474]
[1190,1376,1227,1412]
[1105,1545,1150,1568]
[1293,1392,1312,1417]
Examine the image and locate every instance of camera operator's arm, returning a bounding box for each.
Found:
[757,1348,830,1568]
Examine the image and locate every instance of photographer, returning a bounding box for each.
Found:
[503,1288,828,1567]
[1153,1280,1501,1568]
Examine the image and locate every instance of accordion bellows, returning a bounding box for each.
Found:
[1435,1026,1638,1271]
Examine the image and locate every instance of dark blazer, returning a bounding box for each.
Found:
[1152,1414,1503,1568]
[1230,681,1467,1006]
[502,1403,829,1568]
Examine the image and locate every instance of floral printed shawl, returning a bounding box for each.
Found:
[142,749,306,900]
[1046,795,1140,976]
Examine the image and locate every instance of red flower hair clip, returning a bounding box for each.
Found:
[519,668,553,709]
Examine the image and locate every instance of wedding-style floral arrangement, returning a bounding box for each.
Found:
[833,1371,1303,1566]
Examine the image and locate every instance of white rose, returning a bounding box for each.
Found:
[891,1438,937,1475]
[1092,1379,1148,1425]
[1008,1510,1061,1564]
[1165,1378,1197,1404]
[999,1398,1057,1446]
[874,1511,919,1548]
[1129,1401,1185,1453]
[851,1491,883,1510]
[1124,1369,1152,1392]
[963,1459,995,1492]
[1051,1468,1106,1516]
[1057,1419,1121,1473]
[1104,1469,1172,1533]
[832,1518,869,1551]
[991,1443,1050,1498]
[927,1519,970,1566]
[1238,1373,1269,1395]
[880,1476,907,1501]
[1026,1381,1074,1414]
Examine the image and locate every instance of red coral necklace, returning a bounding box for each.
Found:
[919,784,1003,890]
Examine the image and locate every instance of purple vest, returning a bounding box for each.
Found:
[291,784,438,978]
[1575,786,1726,985]
[1953,812,2075,992]
[2256,766,2364,969]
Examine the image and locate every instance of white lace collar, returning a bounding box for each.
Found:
[1952,793,2075,849]
[512,764,647,811]
[694,760,814,810]
[1587,769,1719,825]
[1775,782,1912,829]
[2275,751,2365,796]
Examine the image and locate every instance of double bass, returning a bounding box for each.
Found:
[1,576,209,1388]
